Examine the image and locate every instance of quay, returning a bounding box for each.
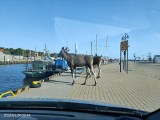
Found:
[8,62,160,112]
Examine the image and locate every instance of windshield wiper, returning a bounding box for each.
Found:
[0,100,148,117]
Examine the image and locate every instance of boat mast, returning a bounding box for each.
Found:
[44,43,51,60]
[34,46,36,61]
[44,44,47,60]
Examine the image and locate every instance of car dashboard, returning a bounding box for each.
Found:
[0,109,143,120]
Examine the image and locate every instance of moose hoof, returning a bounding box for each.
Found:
[93,82,97,86]
[81,82,86,85]
[71,82,74,86]
[96,76,100,79]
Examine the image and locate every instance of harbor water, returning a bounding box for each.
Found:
[0,64,40,94]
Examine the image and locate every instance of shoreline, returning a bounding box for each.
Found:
[0,61,32,65]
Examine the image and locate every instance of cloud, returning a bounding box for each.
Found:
[54,17,130,38]
[153,33,160,39]
[53,17,131,54]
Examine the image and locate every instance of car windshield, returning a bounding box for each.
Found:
[0,0,160,116]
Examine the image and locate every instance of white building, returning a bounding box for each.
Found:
[0,52,12,61]
[153,55,160,63]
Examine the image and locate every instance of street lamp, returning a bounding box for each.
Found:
[121,33,129,41]
[121,36,125,41]
[120,33,129,73]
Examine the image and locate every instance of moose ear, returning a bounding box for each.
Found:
[62,47,64,50]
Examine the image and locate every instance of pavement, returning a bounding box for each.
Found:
[9,62,160,112]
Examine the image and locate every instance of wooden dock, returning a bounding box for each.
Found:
[9,62,160,112]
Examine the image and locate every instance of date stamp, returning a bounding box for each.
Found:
[3,113,30,118]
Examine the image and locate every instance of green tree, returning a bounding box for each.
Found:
[148,57,152,62]
[9,48,14,55]
[14,48,24,55]
[24,50,31,57]
[3,48,11,55]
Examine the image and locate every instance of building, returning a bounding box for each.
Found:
[0,47,4,52]
[0,52,12,61]
[153,55,160,63]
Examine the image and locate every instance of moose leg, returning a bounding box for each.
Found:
[71,69,75,85]
[90,66,97,86]
[86,67,91,78]
[82,66,89,85]
[74,67,77,78]
[97,65,101,79]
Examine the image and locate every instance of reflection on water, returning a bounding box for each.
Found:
[0,64,43,93]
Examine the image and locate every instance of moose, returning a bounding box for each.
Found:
[60,47,97,86]
[61,47,102,86]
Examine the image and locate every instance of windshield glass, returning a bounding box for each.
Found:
[0,0,160,115]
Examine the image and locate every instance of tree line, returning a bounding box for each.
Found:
[1,47,60,58]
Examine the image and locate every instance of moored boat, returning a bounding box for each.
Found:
[22,60,54,78]
[22,44,55,78]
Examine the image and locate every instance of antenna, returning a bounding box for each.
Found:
[104,35,110,59]
[66,40,68,48]
[75,43,78,54]
[95,34,98,56]
[91,41,92,55]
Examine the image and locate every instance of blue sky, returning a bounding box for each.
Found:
[0,0,160,59]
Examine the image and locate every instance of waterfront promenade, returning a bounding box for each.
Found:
[11,62,160,112]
